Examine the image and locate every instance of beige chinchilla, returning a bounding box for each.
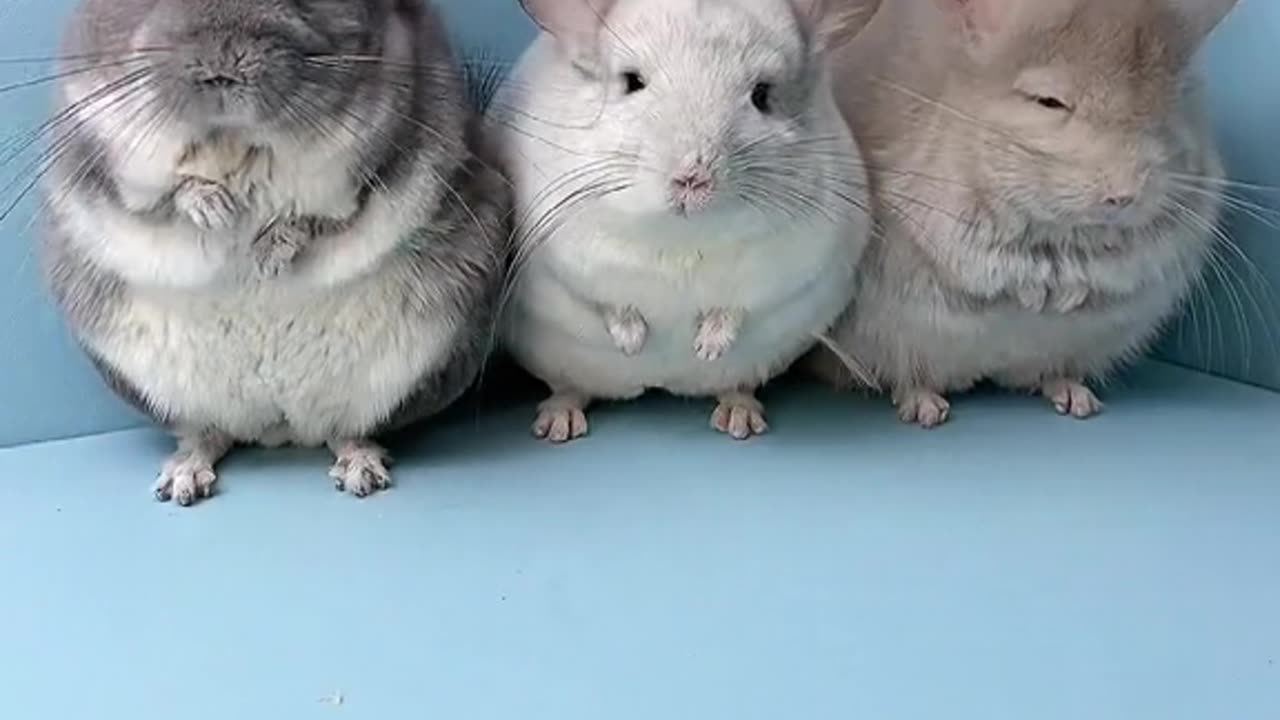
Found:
[812,0,1235,427]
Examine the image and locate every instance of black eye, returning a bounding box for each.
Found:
[622,71,646,95]
[1034,95,1070,111]
[751,82,773,114]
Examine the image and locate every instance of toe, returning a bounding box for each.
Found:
[172,478,197,507]
[710,404,731,432]
[153,478,173,502]
[548,413,572,443]
[569,410,589,439]
[532,414,552,439]
[351,472,376,498]
[729,406,751,440]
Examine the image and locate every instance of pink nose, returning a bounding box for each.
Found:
[1103,194,1136,209]
[672,171,714,194]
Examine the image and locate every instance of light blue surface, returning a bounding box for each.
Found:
[1,362,1278,719]
[0,0,1276,446]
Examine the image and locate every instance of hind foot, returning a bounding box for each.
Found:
[153,430,233,507]
[328,440,393,498]
[1043,379,1103,419]
[711,391,768,441]
[894,388,951,429]
[532,392,591,444]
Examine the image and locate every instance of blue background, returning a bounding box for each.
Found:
[0,0,1275,447]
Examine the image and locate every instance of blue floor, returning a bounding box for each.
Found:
[1,362,1278,719]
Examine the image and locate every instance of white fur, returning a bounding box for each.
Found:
[85,278,456,448]
[495,0,870,404]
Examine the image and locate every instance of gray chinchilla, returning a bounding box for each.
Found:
[42,0,509,504]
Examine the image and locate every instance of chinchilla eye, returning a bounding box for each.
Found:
[621,71,646,95]
[751,82,773,114]
[1033,95,1072,112]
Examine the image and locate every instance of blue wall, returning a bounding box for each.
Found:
[1161,0,1280,390]
[0,0,1274,447]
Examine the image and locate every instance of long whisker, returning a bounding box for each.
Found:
[0,67,155,225]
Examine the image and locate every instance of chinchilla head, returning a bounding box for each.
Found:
[518,0,872,222]
[911,0,1236,227]
[61,0,440,137]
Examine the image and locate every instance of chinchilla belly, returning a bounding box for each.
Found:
[87,280,459,446]
[505,249,856,399]
[855,278,1192,390]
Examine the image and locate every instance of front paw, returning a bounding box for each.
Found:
[175,178,239,231]
[1051,285,1089,313]
[694,309,742,362]
[1015,284,1048,312]
[605,306,648,356]
[251,219,308,278]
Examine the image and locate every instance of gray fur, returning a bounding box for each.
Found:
[41,0,508,503]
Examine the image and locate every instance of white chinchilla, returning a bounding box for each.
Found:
[492,0,876,442]
[813,0,1235,427]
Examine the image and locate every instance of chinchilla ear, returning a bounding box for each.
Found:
[935,0,1018,51]
[790,0,880,53]
[1171,0,1239,43]
[932,0,1075,61]
[520,0,618,72]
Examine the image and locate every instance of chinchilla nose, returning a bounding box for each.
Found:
[187,33,269,87]
[672,168,714,195]
[1098,168,1149,212]
[193,69,245,88]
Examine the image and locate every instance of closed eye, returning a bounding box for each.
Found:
[1031,95,1072,112]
